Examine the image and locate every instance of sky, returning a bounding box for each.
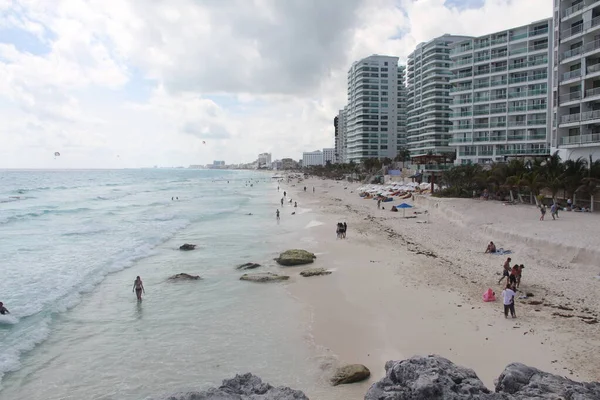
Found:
[0,0,553,168]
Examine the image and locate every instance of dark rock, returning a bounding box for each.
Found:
[237,262,262,270]
[331,364,370,386]
[365,355,498,399]
[240,272,289,283]
[496,362,600,399]
[161,373,308,399]
[365,355,600,400]
[168,273,201,281]
[300,268,331,277]
[275,249,316,266]
[179,244,196,251]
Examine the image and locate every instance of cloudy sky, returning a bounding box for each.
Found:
[1,0,552,168]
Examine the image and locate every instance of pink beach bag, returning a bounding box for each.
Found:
[483,288,496,302]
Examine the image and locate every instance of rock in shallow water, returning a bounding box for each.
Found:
[331,364,371,386]
[168,273,201,281]
[161,373,308,399]
[300,268,331,277]
[240,272,289,283]
[365,355,600,400]
[179,244,196,251]
[275,249,316,266]
[237,262,261,270]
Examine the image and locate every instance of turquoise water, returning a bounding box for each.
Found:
[0,170,327,399]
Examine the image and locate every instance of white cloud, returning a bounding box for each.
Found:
[0,0,552,168]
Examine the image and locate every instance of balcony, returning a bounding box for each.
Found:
[450,85,472,93]
[584,39,600,55]
[473,123,490,129]
[588,63,600,74]
[454,98,472,104]
[452,125,472,131]
[561,113,581,124]
[508,106,527,112]
[508,91,527,99]
[529,27,549,37]
[558,91,582,104]
[491,52,508,60]
[473,108,490,115]
[508,121,527,127]
[491,80,508,87]
[474,41,490,50]
[528,103,547,111]
[473,55,491,63]
[449,137,473,143]
[529,89,547,96]
[509,76,528,84]
[510,33,528,41]
[497,148,548,155]
[459,151,477,156]
[561,2,584,19]
[561,69,581,82]
[451,112,472,117]
[527,119,546,125]
[491,37,508,46]
[453,72,473,79]
[529,43,549,52]
[528,58,548,67]
[581,110,600,121]
[490,94,507,100]
[561,133,600,145]
[509,47,528,56]
[473,97,490,103]
[490,121,507,127]
[473,81,490,89]
[490,107,507,114]
[509,63,527,70]
[451,45,473,55]
[490,65,508,73]
[474,69,491,76]
[528,73,547,81]
[561,46,583,61]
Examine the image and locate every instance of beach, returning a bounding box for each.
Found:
[1,170,599,400]
[276,176,600,394]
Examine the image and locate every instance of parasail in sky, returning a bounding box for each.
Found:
[54,152,61,157]
[202,141,206,144]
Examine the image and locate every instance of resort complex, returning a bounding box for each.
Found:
[333,1,600,173]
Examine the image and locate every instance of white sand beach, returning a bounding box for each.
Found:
[273,176,600,396]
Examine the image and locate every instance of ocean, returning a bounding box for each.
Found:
[0,169,332,400]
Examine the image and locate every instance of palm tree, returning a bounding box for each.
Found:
[563,157,588,201]
[519,171,544,205]
[576,177,600,211]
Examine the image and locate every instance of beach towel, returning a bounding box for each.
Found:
[483,288,496,302]
[494,248,512,255]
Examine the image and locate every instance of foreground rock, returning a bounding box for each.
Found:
[300,267,331,277]
[365,355,600,400]
[275,249,316,266]
[162,373,308,400]
[496,362,600,399]
[179,244,196,251]
[331,364,370,386]
[168,273,201,281]
[237,262,261,270]
[240,272,289,283]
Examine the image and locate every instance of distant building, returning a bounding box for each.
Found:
[281,158,297,170]
[323,148,335,165]
[271,160,283,170]
[207,160,226,169]
[257,152,272,169]
[302,150,324,166]
[336,107,348,163]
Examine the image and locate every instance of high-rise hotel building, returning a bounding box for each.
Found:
[407,35,472,172]
[553,0,600,160]
[346,55,406,162]
[448,20,553,164]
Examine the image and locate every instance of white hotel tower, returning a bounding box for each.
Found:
[447,20,553,164]
[407,35,472,172]
[553,0,600,161]
[345,55,402,162]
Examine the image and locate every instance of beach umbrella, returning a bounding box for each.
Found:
[396,202,413,217]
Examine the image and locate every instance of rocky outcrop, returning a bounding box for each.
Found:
[179,244,196,251]
[161,373,308,399]
[300,268,331,277]
[275,249,316,266]
[365,355,600,400]
[496,362,600,399]
[240,272,290,283]
[331,364,371,386]
[237,262,261,270]
[168,273,201,281]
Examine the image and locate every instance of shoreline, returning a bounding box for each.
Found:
[275,177,600,393]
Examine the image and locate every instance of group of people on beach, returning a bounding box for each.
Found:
[499,257,524,318]
[336,222,347,239]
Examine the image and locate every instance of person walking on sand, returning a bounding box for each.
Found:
[313,187,315,193]
[377,198,381,209]
[509,264,519,287]
[516,264,524,288]
[343,222,347,238]
[498,257,511,284]
[550,203,558,220]
[133,276,145,301]
[502,283,516,318]
[281,198,284,206]
[283,191,287,197]
[276,209,280,220]
[539,205,546,221]
[0,302,9,315]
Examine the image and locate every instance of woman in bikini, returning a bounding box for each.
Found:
[133,276,145,301]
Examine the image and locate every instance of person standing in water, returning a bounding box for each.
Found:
[133,276,145,301]
[0,302,9,315]
[280,198,284,206]
[276,209,280,220]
